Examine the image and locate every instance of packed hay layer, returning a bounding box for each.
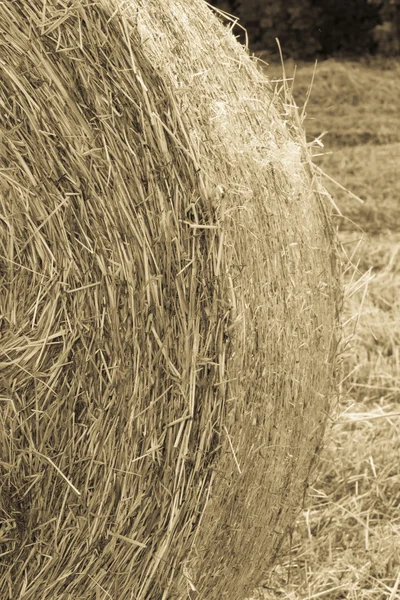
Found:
[0,1,342,599]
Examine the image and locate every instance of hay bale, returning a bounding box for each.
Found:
[0,1,341,598]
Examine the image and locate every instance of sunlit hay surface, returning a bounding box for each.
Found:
[0,2,341,599]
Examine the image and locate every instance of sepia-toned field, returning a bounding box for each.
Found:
[258,58,400,600]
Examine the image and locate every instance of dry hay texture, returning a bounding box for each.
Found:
[0,1,341,599]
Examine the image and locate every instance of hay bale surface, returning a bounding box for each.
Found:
[0,1,341,599]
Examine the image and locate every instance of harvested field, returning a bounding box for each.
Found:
[266,58,400,148]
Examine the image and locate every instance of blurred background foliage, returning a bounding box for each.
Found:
[207,0,400,59]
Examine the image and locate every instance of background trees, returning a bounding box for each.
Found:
[368,0,400,54]
[207,0,400,58]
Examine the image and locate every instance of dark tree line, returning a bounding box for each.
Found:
[207,0,400,58]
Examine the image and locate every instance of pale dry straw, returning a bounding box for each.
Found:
[0,1,342,599]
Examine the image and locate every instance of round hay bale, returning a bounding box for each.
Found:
[0,1,342,599]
